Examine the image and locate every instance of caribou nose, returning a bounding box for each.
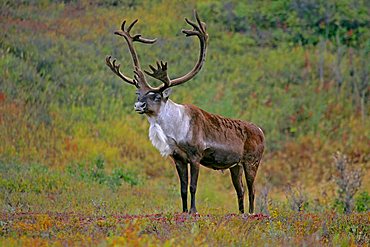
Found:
[134,102,146,111]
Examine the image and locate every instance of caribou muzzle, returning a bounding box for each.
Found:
[134,101,147,114]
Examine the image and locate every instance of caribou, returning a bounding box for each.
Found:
[106,11,265,214]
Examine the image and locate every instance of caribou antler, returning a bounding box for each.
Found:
[106,19,156,89]
[144,61,170,88]
[107,11,208,92]
[106,55,137,86]
[145,10,208,90]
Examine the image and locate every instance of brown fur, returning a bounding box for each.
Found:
[171,104,265,214]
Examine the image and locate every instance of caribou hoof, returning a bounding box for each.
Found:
[189,208,199,215]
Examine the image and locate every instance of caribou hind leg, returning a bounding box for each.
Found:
[189,162,200,214]
[230,164,245,214]
[242,160,260,214]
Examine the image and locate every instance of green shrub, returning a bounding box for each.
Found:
[66,156,140,190]
[355,191,370,212]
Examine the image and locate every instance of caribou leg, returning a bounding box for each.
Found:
[243,161,259,214]
[189,162,200,214]
[230,164,245,214]
[175,159,189,213]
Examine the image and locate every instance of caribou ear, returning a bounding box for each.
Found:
[162,88,172,99]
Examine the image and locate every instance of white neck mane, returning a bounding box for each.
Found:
[147,100,190,157]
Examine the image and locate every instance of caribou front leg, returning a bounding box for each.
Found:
[174,159,188,213]
[189,162,200,214]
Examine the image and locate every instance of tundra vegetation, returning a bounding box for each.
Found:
[0,0,369,246]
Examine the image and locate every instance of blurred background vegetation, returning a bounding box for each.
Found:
[0,0,369,215]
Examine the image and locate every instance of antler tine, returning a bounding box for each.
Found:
[144,60,171,89]
[105,55,137,87]
[194,10,206,33]
[115,19,157,45]
[132,34,157,44]
[161,61,167,70]
[121,20,126,32]
[184,18,201,33]
[127,19,138,33]
[182,10,208,40]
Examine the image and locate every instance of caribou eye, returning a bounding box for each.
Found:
[154,95,161,102]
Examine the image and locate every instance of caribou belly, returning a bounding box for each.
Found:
[200,147,242,170]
